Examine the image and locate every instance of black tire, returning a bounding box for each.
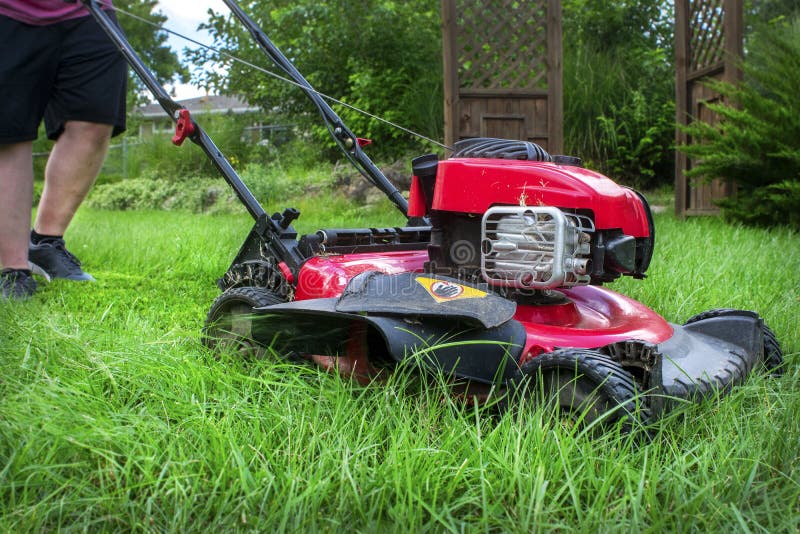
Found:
[761,323,784,376]
[685,308,784,375]
[683,308,742,325]
[509,349,651,429]
[202,286,283,359]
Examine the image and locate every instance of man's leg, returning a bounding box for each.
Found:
[0,142,34,270]
[35,121,113,236]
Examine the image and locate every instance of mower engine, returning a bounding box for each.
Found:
[481,206,595,289]
[408,138,655,292]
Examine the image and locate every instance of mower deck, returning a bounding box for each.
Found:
[248,268,775,418]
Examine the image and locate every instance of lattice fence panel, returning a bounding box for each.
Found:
[689,0,725,72]
[443,0,562,151]
[456,0,549,90]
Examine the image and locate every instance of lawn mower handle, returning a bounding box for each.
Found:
[221,0,410,219]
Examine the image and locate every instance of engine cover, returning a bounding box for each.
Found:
[430,157,651,238]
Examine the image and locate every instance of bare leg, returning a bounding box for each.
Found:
[0,142,34,270]
[35,121,113,236]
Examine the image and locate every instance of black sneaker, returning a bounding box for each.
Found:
[0,269,37,301]
[28,238,95,281]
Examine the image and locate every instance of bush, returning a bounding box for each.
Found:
[100,112,265,182]
[239,162,328,205]
[679,17,800,228]
[86,161,334,214]
[86,174,230,212]
[595,91,674,190]
[716,180,800,228]
[562,0,675,189]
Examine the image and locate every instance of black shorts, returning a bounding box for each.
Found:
[0,12,128,144]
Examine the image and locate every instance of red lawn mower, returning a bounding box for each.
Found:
[84,0,783,426]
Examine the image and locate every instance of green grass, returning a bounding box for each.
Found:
[1,205,799,531]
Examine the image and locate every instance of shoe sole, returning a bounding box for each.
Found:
[28,261,52,282]
[28,261,95,282]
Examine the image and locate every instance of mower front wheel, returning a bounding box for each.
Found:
[510,349,651,430]
[202,286,283,359]
[684,308,784,375]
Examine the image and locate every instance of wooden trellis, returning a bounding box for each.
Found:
[442,0,562,152]
[675,0,743,216]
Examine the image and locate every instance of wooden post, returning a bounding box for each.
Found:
[723,0,743,84]
[547,0,563,154]
[674,0,689,217]
[442,0,459,151]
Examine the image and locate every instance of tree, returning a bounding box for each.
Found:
[746,0,800,26]
[188,0,442,160]
[679,16,800,228]
[115,0,189,109]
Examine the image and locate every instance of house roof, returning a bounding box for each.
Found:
[135,94,259,118]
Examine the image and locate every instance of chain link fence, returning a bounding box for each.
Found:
[33,137,140,182]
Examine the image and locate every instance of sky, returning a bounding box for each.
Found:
[143,0,227,99]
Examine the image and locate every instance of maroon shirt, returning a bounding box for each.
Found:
[0,0,113,25]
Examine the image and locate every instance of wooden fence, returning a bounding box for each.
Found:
[442,0,562,153]
[675,0,743,216]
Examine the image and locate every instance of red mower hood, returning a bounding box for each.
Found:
[424,158,651,237]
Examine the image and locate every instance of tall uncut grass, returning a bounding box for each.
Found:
[1,203,798,531]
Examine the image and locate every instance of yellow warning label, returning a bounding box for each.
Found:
[415,277,488,303]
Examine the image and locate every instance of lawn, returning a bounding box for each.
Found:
[1,202,798,531]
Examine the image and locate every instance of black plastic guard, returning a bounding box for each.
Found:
[334,271,516,329]
[655,311,763,412]
[251,297,526,384]
[367,315,526,383]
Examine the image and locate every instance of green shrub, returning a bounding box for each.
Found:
[239,162,328,206]
[595,92,675,190]
[101,113,260,181]
[716,179,800,228]
[679,17,800,228]
[562,1,675,189]
[86,174,233,213]
[86,161,335,214]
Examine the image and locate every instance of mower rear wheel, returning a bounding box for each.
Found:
[203,286,283,359]
[511,349,651,429]
[684,308,784,375]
